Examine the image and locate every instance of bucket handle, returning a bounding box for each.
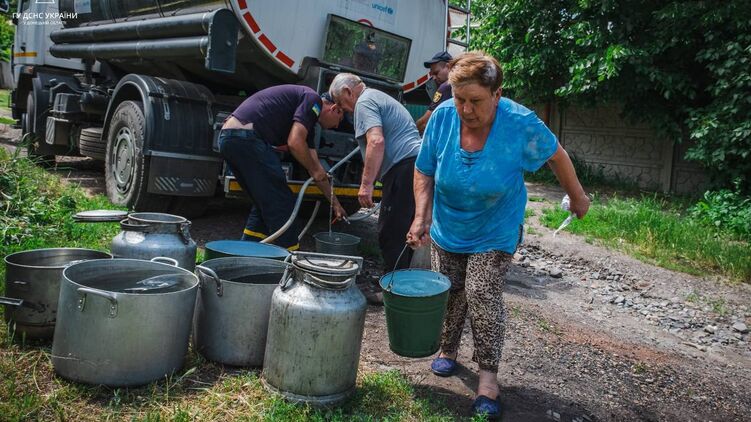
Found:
[195,265,223,297]
[77,287,118,318]
[151,257,179,267]
[384,244,410,292]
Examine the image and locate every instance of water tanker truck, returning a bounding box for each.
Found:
[10,0,469,216]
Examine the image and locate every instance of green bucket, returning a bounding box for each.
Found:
[379,269,451,358]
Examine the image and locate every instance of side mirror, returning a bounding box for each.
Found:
[0,1,9,14]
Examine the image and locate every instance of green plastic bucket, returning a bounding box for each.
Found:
[379,269,451,358]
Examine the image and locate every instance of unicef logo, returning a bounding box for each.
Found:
[371,3,394,15]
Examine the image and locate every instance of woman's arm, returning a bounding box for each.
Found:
[546,144,590,218]
[406,169,435,248]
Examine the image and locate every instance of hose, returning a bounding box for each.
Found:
[262,146,362,244]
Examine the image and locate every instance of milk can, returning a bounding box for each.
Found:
[74,211,197,270]
[262,252,366,407]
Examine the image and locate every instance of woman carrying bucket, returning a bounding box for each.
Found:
[406,51,589,419]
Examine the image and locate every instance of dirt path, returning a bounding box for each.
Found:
[3,132,750,421]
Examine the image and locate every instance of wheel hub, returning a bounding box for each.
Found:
[112,127,136,194]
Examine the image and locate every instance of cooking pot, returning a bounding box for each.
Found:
[52,257,198,387]
[194,257,288,366]
[1,248,112,340]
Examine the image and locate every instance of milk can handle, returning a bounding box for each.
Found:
[384,243,410,292]
[195,265,223,297]
[179,222,192,245]
[279,255,294,291]
[151,257,179,266]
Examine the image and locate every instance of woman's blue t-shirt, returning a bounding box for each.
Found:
[415,98,558,254]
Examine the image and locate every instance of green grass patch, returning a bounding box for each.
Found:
[541,195,751,282]
[0,89,10,111]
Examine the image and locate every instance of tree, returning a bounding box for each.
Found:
[471,0,751,192]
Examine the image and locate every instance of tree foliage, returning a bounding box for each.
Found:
[471,0,751,192]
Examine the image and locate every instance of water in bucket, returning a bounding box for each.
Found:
[379,269,451,357]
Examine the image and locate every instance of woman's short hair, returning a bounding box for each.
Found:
[448,51,503,92]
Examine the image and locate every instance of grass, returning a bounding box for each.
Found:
[0,150,464,420]
[541,195,751,282]
[0,89,10,110]
[0,335,458,421]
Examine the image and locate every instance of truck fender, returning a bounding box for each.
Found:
[102,74,225,198]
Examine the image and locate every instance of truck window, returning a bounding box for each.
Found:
[322,14,411,83]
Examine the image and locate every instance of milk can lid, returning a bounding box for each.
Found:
[292,252,361,277]
[73,210,129,223]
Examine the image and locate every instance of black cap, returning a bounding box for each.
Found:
[423,51,453,68]
[320,92,334,103]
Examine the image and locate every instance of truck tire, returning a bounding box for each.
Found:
[167,196,210,219]
[105,100,171,212]
[23,91,55,166]
[79,127,106,161]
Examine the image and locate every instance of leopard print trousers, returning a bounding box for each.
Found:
[431,241,513,372]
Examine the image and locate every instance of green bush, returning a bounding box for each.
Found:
[690,185,751,240]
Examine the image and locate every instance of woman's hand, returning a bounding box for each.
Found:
[569,194,590,219]
[406,218,431,249]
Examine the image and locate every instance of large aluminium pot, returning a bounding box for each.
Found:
[262,252,366,406]
[52,258,199,387]
[194,257,288,366]
[1,248,112,340]
[112,213,197,270]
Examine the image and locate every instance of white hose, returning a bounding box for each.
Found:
[262,146,362,244]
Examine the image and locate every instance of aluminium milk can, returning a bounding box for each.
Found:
[262,252,366,406]
[74,211,197,270]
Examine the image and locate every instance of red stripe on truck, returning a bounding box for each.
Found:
[402,82,416,91]
[276,51,295,68]
[258,34,277,53]
[243,12,260,33]
[238,0,247,9]
[417,74,429,85]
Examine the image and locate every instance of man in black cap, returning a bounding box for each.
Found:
[219,85,346,251]
[416,51,453,135]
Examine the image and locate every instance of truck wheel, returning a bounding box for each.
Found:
[79,127,106,161]
[167,197,210,219]
[105,100,171,212]
[23,91,55,166]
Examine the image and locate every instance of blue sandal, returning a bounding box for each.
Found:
[472,395,502,420]
[430,357,458,377]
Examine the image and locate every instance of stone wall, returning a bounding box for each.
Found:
[551,104,709,194]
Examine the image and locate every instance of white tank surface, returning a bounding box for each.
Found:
[230,0,445,89]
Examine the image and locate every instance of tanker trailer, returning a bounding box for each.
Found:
[10,0,464,216]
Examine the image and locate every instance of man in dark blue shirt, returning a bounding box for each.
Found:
[416,51,453,135]
[219,85,346,250]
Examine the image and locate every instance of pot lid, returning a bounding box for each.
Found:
[205,240,290,259]
[292,252,361,276]
[73,210,128,223]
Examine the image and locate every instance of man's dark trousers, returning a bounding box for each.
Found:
[378,156,416,271]
[218,129,301,249]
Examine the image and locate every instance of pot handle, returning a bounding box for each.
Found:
[151,257,179,267]
[195,265,223,297]
[0,296,23,308]
[77,287,118,318]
